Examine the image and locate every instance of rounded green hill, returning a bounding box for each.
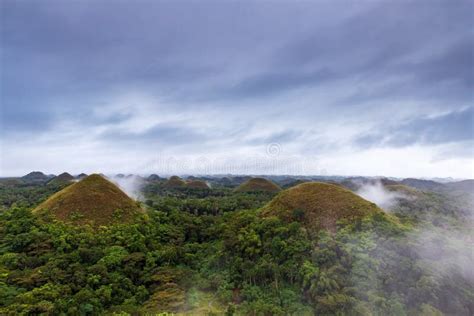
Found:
[235,177,281,193]
[261,182,384,231]
[22,171,49,182]
[33,174,143,226]
[186,180,210,189]
[164,176,186,188]
[47,172,74,185]
[148,174,162,181]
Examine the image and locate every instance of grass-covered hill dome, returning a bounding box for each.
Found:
[22,171,49,182]
[47,172,74,185]
[76,173,88,180]
[235,177,281,193]
[164,176,186,188]
[147,174,162,181]
[261,182,384,231]
[33,174,143,226]
[186,180,210,189]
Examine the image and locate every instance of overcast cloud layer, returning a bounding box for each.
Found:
[1,0,473,178]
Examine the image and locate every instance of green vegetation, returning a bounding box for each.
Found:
[0,181,67,211]
[384,184,422,197]
[235,178,281,193]
[0,174,472,315]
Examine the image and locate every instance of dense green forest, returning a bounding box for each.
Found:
[0,175,472,315]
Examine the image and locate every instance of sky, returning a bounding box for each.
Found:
[1,0,473,178]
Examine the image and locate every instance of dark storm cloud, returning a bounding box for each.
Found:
[99,123,209,146]
[408,37,474,88]
[342,36,474,106]
[356,107,474,147]
[1,0,473,176]
[1,105,53,135]
[227,68,336,98]
[245,129,303,146]
[2,1,472,106]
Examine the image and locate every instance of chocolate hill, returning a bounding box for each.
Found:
[261,182,384,231]
[47,172,74,185]
[148,174,162,181]
[235,177,281,193]
[186,180,210,189]
[22,171,49,182]
[33,174,143,226]
[164,176,186,188]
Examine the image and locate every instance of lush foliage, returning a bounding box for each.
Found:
[0,178,472,315]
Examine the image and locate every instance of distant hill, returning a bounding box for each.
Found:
[444,179,474,193]
[384,184,422,198]
[341,177,399,191]
[219,177,233,186]
[34,174,143,226]
[282,179,309,189]
[400,178,444,191]
[261,182,385,231]
[22,171,49,182]
[186,180,210,190]
[397,178,474,197]
[47,172,74,185]
[203,176,233,188]
[235,177,281,193]
[164,176,186,188]
[148,174,163,181]
[76,173,88,180]
[232,176,252,185]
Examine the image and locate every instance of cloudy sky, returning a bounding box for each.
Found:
[1,0,473,178]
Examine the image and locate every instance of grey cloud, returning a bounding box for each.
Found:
[1,0,473,176]
[98,123,209,146]
[245,129,303,146]
[1,105,53,135]
[356,107,474,148]
[2,0,471,111]
[433,141,474,161]
[267,1,473,107]
[407,37,474,88]
[332,36,473,109]
[86,112,134,126]
[226,68,335,99]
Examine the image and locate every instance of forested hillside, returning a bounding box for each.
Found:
[0,175,472,315]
